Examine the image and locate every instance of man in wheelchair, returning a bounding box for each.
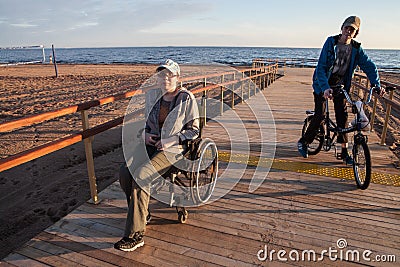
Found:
[114,59,201,252]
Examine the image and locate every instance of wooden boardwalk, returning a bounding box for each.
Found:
[2,68,399,266]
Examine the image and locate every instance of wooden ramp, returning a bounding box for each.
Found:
[2,68,399,266]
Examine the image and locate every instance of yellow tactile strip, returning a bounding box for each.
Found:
[218,151,400,187]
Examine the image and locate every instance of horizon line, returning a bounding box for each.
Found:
[21,45,400,50]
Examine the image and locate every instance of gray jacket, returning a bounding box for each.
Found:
[145,87,200,144]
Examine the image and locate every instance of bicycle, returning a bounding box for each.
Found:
[301,85,380,190]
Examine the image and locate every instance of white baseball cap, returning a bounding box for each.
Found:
[156,59,180,76]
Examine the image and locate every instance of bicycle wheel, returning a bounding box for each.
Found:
[302,115,324,155]
[352,137,371,190]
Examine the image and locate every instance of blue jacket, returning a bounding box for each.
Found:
[312,35,380,95]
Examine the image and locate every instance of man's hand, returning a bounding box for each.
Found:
[155,136,178,151]
[323,88,333,100]
[145,133,159,146]
[374,86,385,97]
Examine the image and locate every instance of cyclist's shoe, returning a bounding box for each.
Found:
[342,153,354,165]
[297,139,308,158]
[114,232,144,252]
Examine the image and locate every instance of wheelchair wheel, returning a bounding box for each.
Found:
[302,115,324,155]
[178,209,188,223]
[191,138,218,204]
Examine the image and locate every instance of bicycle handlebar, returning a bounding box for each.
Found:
[333,85,379,105]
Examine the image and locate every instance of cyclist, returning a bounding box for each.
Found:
[297,16,384,163]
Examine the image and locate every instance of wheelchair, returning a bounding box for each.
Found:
[149,137,218,223]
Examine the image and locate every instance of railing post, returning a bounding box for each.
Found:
[365,78,370,101]
[202,78,207,127]
[80,110,100,204]
[248,76,251,99]
[220,74,224,115]
[370,96,378,132]
[283,60,286,75]
[231,73,235,109]
[357,76,362,97]
[380,90,394,145]
[241,72,244,102]
[261,74,265,90]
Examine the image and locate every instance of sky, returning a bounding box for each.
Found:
[0,0,399,49]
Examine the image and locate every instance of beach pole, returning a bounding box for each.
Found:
[51,44,58,78]
[41,45,45,63]
[80,110,100,204]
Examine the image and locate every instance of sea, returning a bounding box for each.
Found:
[0,46,399,73]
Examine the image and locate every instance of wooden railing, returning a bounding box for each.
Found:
[351,72,399,145]
[253,58,318,69]
[0,63,279,203]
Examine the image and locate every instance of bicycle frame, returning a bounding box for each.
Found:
[321,86,375,152]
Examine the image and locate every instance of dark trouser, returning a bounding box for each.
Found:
[303,92,348,144]
[119,145,179,238]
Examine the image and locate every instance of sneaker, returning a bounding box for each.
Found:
[297,139,308,158]
[342,153,354,165]
[114,233,144,252]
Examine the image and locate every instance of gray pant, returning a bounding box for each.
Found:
[119,145,179,238]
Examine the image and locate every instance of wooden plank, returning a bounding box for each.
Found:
[37,232,156,267]
[15,245,84,267]
[0,261,18,267]
[47,213,247,267]
[74,202,299,267]
[43,219,222,267]
[74,204,268,266]
[208,192,399,252]
[216,178,400,236]
[25,238,116,267]
[1,253,50,267]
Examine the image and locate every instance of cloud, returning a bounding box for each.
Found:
[66,21,99,31]
[10,23,37,28]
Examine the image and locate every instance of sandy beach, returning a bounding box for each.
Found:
[0,64,399,259]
